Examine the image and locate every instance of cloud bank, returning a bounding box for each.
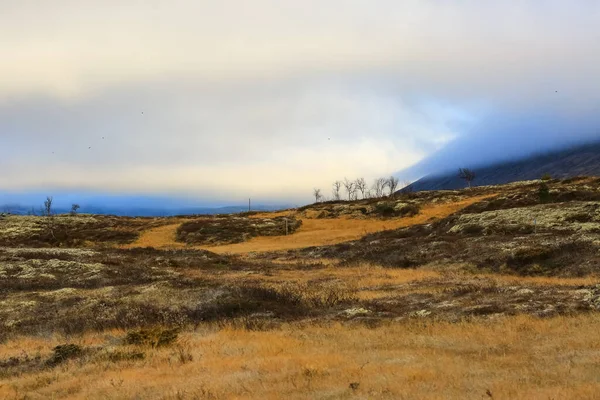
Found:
[2,1,600,204]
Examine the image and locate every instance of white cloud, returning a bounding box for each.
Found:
[1,1,600,203]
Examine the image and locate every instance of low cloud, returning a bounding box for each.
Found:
[2,1,600,204]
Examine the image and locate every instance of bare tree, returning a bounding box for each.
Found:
[387,176,400,197]
[458,168,476,188]
[313,188,322,203]
[70,204,81,216]
[342,178,356,201]
[332,181,342,201]
[355,178,367,199]
[43,196,53,217]
[372,177,387,198]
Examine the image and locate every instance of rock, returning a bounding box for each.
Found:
[343,307,372,317]
[413,309,432,318]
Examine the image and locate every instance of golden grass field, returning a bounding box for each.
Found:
[126,195,494,254]
[2,312,600,399]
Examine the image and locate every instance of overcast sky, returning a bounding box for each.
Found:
[2,1,600,205]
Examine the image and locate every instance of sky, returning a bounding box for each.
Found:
[2,1,600,207]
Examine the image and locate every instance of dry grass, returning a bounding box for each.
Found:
[182,263,442,301]
[2,314,600,399]
[121,222,186,249]
[207,195,494,254]
[122,195,493,254]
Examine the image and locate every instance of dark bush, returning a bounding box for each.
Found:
[373,202,420,218]
[538,182,551,203]
[46,344,83,366]
[124,327,180,348]
[176,216,302,245]
[396,203,420,217]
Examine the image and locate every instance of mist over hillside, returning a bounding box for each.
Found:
[407,140,600,191]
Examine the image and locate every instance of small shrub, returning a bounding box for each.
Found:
[396,203,420,217]
[46,344,83,366]
[541,173,552,181]
[374,203,396,217]
[538,182,551,203]
[565,212,593,223]
[124,327,179,348]
[373,202,419,218]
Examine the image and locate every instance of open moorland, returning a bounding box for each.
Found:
[2,177,600,399]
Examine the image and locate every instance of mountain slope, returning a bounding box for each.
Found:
[408,141,600,191]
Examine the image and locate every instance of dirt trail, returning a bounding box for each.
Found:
[125,195,494,254]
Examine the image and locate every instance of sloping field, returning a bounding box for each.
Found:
[124,195,494,254]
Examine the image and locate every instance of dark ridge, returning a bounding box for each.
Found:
[407,140,600,191]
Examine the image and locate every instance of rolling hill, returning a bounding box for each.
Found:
[408,140,600,191]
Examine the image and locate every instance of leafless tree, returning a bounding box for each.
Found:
[458,168,476,188]
[342,178,356,201]
[401,180,413,193]
[70,204,81,216]
[43,196,53,217]
[355,178,367,199]
[387,176,400,197]
[313,188,322,203]
[372,177,387,198]
[332,181,342,201]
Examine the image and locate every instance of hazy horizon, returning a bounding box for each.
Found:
[3,1,600,207]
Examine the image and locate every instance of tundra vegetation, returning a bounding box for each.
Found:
[2,176,600,399]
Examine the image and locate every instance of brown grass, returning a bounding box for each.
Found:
[230,196,488,254]
[121,222,186,249]
[2,314,600,399]
[122,195,494,254]
[206,195,494,254]
[182,263,442,301]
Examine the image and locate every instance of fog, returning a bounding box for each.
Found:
[2,1,599,205]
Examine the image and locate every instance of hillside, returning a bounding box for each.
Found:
[3,178,600,398]
[408,141,600,191]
